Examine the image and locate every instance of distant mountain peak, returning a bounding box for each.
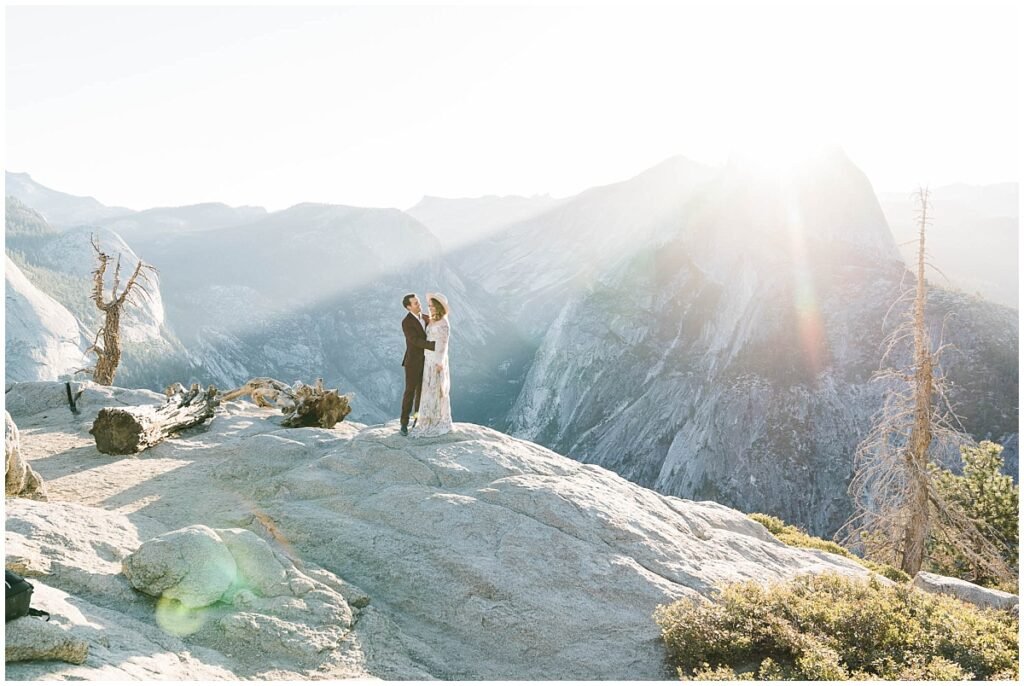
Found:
[5,170,134,226]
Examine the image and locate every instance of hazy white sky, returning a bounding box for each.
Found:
[5,2,1020,212]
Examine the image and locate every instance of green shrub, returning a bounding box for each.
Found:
[655,573,1018,681]
[749,512,848,556]
[748,512,787,535]
[690,663,754,680]
[748,513,910,583]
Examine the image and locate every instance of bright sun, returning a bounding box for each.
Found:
[721,102,837,177]
[731,131,831,177]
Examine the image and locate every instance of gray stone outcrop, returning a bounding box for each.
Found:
[913,571,1019,612]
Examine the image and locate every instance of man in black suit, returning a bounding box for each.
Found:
[400,293,435,436]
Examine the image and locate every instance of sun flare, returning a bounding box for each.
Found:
[731,133,831,178]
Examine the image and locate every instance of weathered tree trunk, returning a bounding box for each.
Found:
[221,378,351,429]
[901,189,934,576]
[85,235,157,386]
[93,306,122,386]
[90,384,219,455]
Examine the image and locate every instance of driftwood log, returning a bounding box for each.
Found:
[221,378,351,429]
[90,383,219,455]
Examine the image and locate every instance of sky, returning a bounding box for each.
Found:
[4,1,1020,212]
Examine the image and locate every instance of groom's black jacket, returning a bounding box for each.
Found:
[401,311,435,428]
[401,312,435,376]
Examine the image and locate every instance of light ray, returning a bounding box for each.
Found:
[782,184,827,377]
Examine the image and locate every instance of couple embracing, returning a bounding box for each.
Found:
[400,292,452,437]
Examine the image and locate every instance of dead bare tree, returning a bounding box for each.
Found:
[841,188,1013,581]
[84,235,158,385]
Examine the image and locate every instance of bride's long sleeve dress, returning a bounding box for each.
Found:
[412,317,453,436]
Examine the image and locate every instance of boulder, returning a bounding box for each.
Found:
[5,411,47,500]
[122,525,238,608]
[912,571,1019,612]
[122,525,321,608]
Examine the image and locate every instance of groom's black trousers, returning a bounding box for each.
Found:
[400,364,425,429]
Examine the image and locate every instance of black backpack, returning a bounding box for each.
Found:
[5,569,49,622]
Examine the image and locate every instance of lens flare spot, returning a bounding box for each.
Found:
[155,596,208,637]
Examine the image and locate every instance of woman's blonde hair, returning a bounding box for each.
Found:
[430,297,447,321]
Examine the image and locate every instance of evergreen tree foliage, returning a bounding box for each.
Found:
[927,441,1019,588]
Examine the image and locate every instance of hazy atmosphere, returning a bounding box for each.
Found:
[6,2,1020,210]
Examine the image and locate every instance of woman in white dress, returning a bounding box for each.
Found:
[411,292,453,437]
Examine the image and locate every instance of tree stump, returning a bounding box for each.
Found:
[221,378,351,429]
[90,383,219,455]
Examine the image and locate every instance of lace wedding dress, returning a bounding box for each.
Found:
[412,317,452,436]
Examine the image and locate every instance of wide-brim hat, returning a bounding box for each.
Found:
[426,292,450,316]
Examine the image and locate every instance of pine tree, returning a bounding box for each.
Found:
[928,441,1019,586]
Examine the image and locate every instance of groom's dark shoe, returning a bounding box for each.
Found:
[400,426,408,436]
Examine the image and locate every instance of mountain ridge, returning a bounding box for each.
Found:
[5,171,135,225]
[5,156,1017,540]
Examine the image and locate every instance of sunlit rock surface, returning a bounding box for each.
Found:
[6,381,870,680]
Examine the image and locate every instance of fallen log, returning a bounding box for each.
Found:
[90,383,219,455]
[221,377,351,429]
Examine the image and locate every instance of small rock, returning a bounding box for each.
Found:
[5,616,89,664]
